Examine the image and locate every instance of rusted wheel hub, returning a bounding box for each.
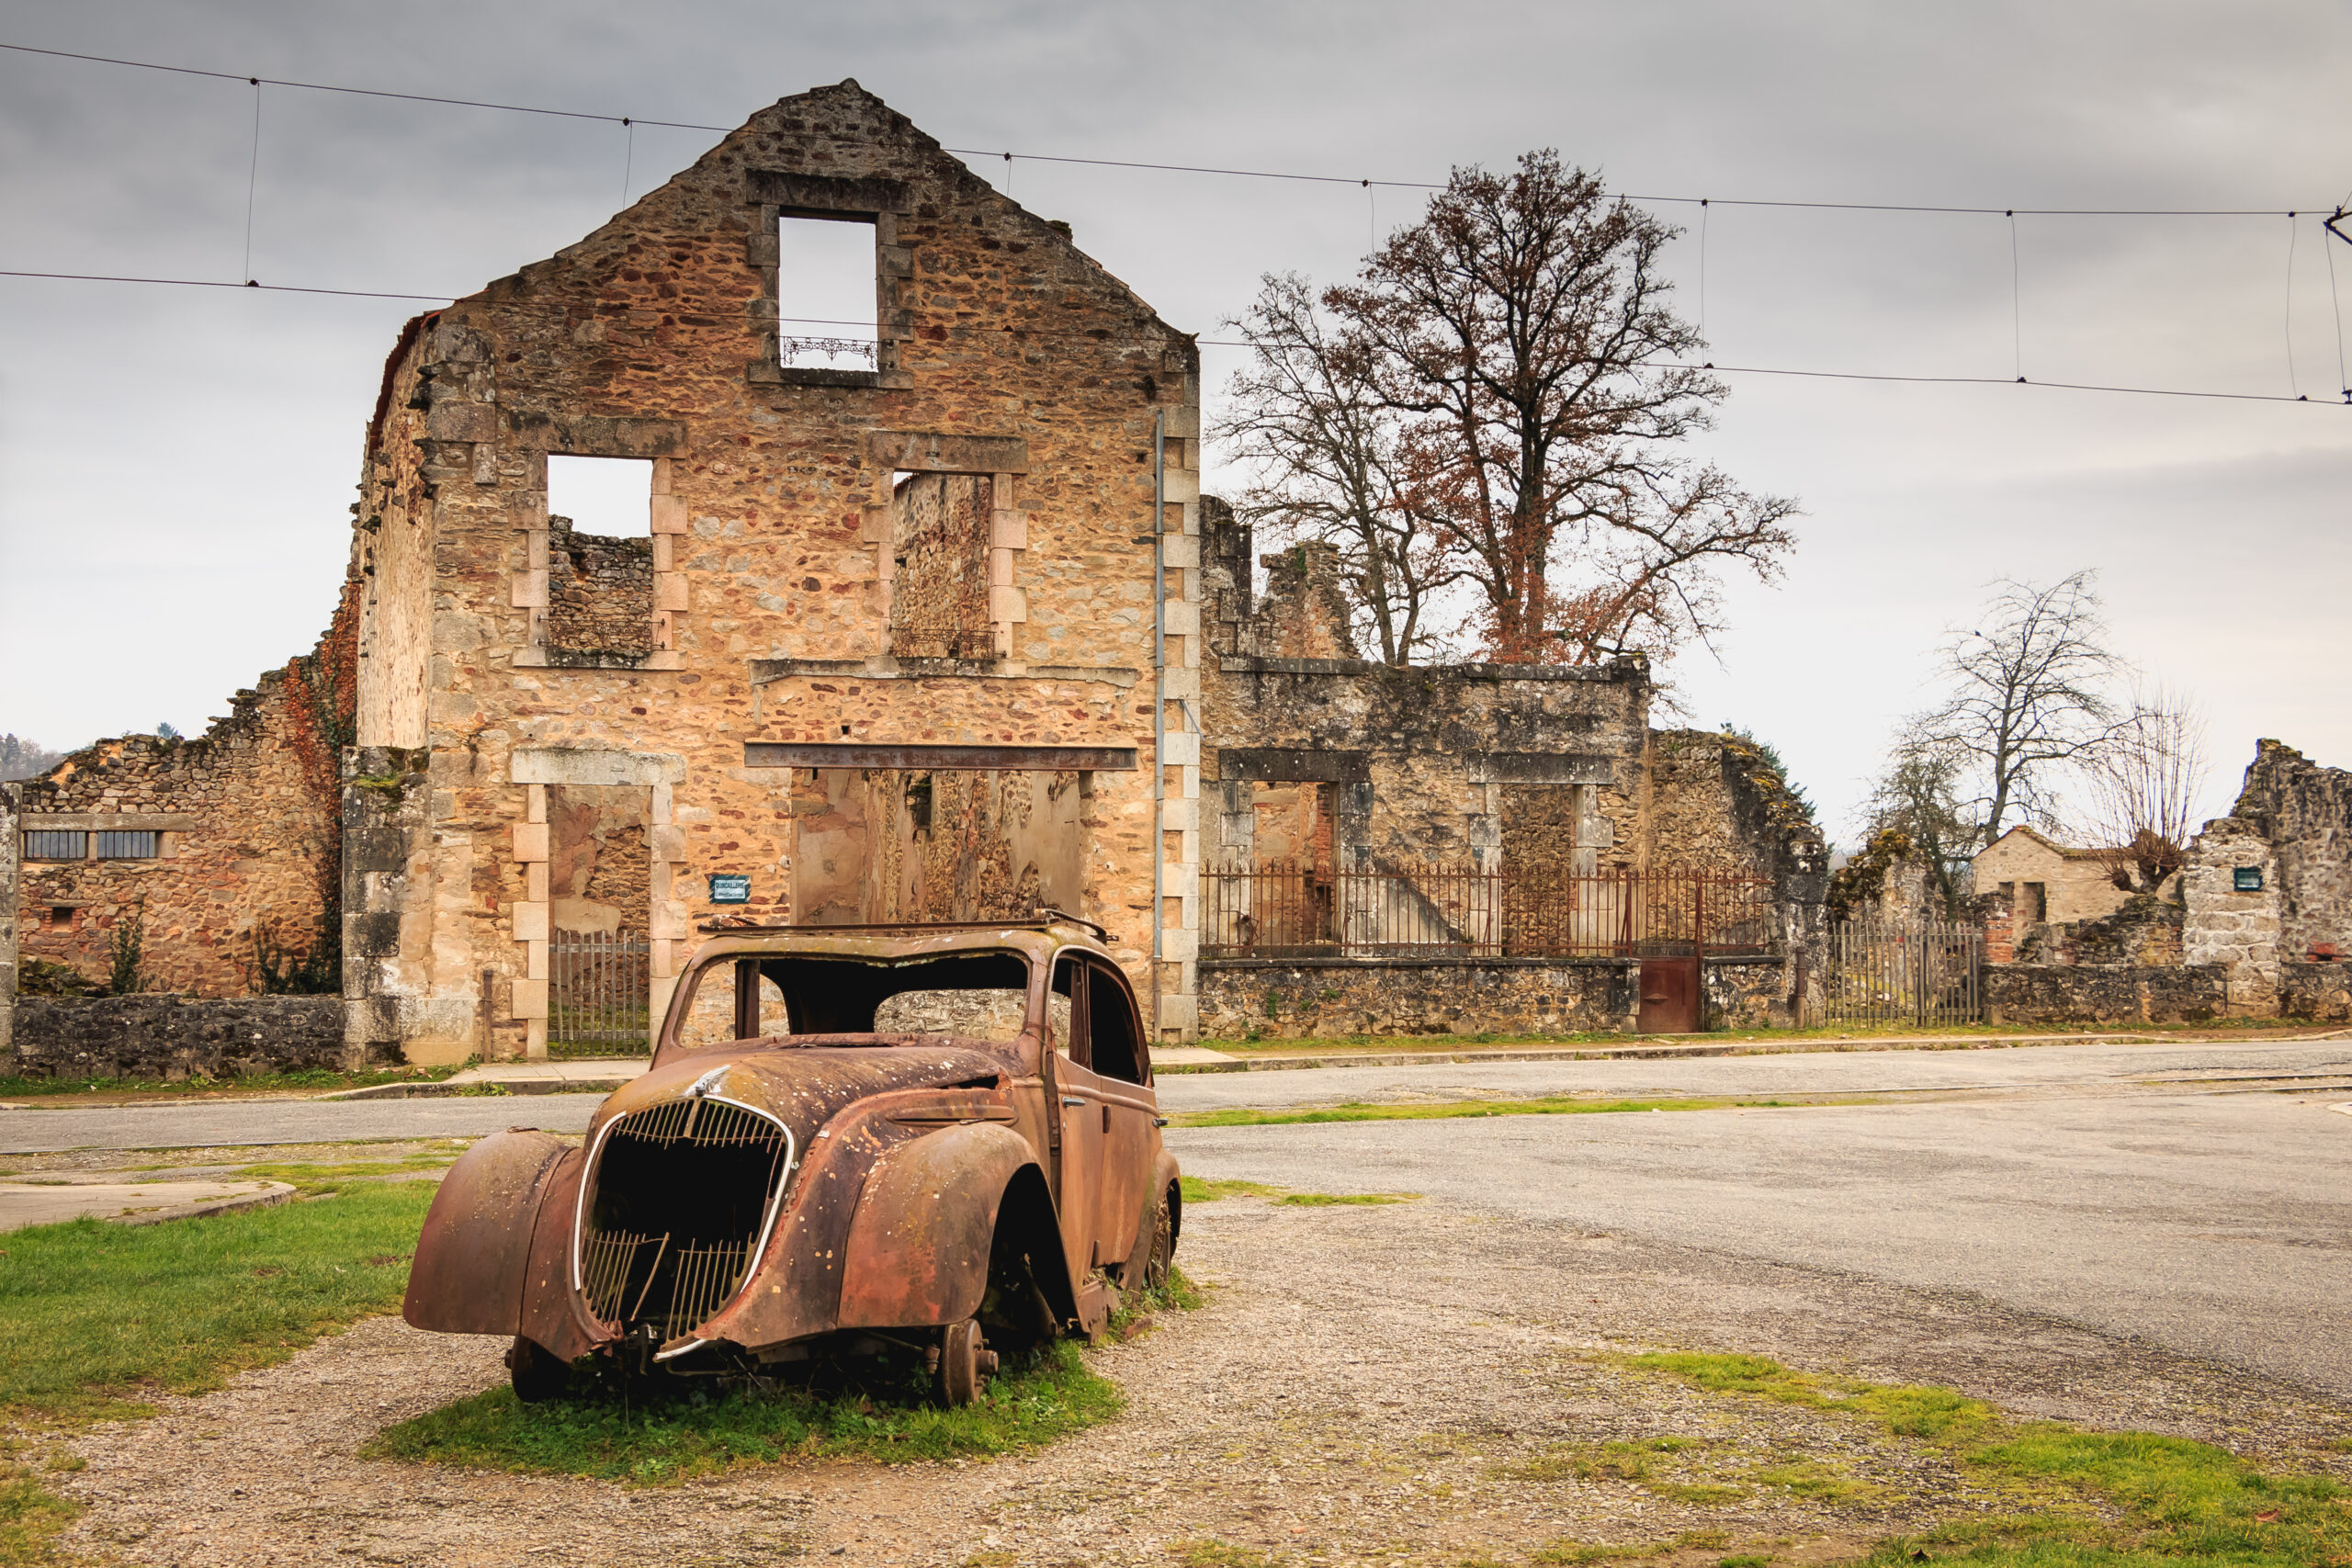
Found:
[938,1318,997,1406]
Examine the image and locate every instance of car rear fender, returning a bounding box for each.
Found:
[402,1129,571,1337]
[834,1121,1046,1329]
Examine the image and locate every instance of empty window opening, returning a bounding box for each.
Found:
[22,830,85,861]
[888,471,993,660]
[777,214,876,372]
[1250,780,1336,868]
[47,906,75,932]
[545,456,655,660]
[94,830,157,859]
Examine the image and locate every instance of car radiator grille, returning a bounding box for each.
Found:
[579,1097,790,1339]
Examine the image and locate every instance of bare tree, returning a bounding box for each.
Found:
[1912,570,2122,844]
[1213,274,1462,664]
[2083,684,2208,893]
[1857,734,1980,917]
[0,734,67,781]
[1326,151,1797,663]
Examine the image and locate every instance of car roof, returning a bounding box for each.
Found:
[683,917,1113,970]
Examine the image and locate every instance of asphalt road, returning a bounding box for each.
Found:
[1168,1083,2352,1400]
[1152,1036,2352,1111]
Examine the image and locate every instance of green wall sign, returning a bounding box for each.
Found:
[708,874,752,905]
[2233,865,2264,892]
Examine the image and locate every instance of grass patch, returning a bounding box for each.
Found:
[0,1464,83,1568]
[369,1337,1121,1483]
[1747,1457,1885,1506]
[1179,1176,1286,1202]
[1168,1542,1281,1567]
[1621,1350,2352,1567]
[1620,1352,2004,1447]
[1169,1096,1811,1129]
[0,1065,462,1100]
[1274,1191,1420,1206]
[1534,1530,1732,1563]
[0,1181,435,1425]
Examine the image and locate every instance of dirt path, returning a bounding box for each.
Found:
[51,1195,2352,1566]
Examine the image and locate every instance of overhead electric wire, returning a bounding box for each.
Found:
[4,39,2346,406]
[2,265,2340,406]
[0,40,2333,218]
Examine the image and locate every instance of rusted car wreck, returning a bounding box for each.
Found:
[403,916,1181,1404]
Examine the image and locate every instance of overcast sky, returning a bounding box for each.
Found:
[3,1,2346,842]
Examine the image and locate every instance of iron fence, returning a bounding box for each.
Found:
[550,931,651,1047]
[1820,919,1982,1026]
[1200,861,1779,961]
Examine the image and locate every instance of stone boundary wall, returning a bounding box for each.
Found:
[1197,956,1788,1040]
[2279,962,2352,1022]
[1981,964,2226,1027]
[9,995,356,1080]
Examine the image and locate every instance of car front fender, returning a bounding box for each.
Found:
[402,1128,572,1337]
[834,1121,1040,1330]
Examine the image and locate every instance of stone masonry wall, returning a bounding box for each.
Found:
[544,515,656,660]
[349,82,1203,1057]
[1198,956,1786,1039]
[1981,964,2225,1027]
[2229,739,2352,962]
[12,995,351,1080]
[2013,892,2184,966]
[2183,816,2282,1013]
[14,662,335,998]
[2279,961,2352,1021]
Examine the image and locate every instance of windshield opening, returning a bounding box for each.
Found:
[667,951,1037,1053]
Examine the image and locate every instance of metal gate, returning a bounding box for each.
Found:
[550,931,650,1048]
[1821,920,1981,1026]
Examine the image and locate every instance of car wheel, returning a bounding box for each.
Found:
[938,1317,998,1407]
[505,1336,571,1404]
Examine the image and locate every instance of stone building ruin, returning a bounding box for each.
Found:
[6,81,1845,1067]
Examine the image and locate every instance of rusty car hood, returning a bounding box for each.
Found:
[590,1041,1017,1149]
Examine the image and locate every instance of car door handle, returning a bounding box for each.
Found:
[1061,1097,1086,1107]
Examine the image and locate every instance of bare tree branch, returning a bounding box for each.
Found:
[1323,151,1798,664]
[1211,274,1464,664]
[1909,570,2124,843]
[2082,683,2208,893]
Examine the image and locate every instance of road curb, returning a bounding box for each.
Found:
[321,1078,633,1101]
[111,1181,296,1226]
[1153,1033,2180,1074]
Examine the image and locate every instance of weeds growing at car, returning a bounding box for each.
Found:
[369,1337,1123,1481]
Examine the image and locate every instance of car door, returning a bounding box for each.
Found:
[1070,956,1157,1268]
[1046,953,1114,1274]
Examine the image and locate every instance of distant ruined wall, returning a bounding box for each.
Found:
[13,655,340,998]
[2228,739,2352,962]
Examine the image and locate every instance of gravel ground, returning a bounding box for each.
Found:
[43,1191,2352,1568]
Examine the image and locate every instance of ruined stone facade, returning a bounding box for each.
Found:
[7,663,338,1003]
[343,83,1204,1061]
[1191,502,1826,1034]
